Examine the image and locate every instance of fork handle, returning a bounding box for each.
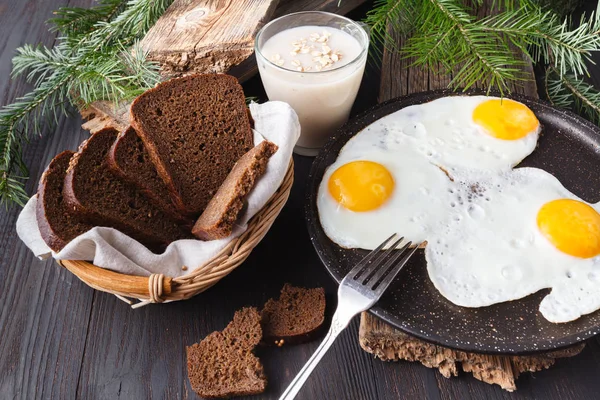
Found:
[279,311,351,400]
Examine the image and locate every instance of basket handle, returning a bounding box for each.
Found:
[58,259,172,298]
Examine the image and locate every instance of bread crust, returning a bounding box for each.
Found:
[192,141,278,240]
[36,151,92,252]
[261,284,326,345]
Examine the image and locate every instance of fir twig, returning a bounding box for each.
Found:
[400,0,529,93]
[366,0,600,92]
[546,66,600,125]
[50,0,127,35]
[365,0,417,59]
[0,73,71,206]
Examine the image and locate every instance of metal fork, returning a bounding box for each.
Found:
[279,233,421,400]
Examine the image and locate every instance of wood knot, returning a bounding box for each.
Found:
[176,7,207,28]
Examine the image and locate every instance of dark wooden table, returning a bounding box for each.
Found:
[2,1,600,399]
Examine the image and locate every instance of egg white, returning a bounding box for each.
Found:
[318,95,541,250]
[317,148,456,249]
[345,96,540,175]
[425,167,600,323]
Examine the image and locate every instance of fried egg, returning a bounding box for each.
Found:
[425,168,600,323]
[318,95,540,249]
[317,148,456,249]
[317,95,600,323]
[350,96,540,174]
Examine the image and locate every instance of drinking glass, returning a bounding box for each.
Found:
[255,11,369,156]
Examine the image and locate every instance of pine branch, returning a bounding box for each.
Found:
[50,0,127,35]
[546,66,600,125]
[481,0,600,77]
[366,0,600,94]
[0,0,172,207]
[534,5,600,77]
[11,44,71,86]
[72,0,173,54]
[68,43,160,105]
[398,0,529,93]
[0,72,71,206]
[364,0,419,60]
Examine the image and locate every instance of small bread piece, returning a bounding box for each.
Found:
[63,128,193,252]
[130,74,255,216]
[36,151,92,252]
[192,141,278,240]
[186,307,267,398]
[261,284,326,345]
[107,126,192,224]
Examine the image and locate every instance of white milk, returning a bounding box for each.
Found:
[257,25,367,155]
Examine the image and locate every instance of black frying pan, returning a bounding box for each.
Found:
[306,89,600,354]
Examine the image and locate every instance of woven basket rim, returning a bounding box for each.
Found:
[59,159,294,307]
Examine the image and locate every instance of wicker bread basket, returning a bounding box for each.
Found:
[57,159,294,308]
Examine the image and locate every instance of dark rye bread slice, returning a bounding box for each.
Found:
[192,140,278,241]
[36,151,93,252]
[130,74,254,216]
[107,126,193,224]
[261,284,326,346]
[63,128,193,252]
[186,307,266,398]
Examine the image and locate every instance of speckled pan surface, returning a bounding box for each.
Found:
[306,89,600,354]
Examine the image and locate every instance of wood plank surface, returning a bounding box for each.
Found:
[0,1,97,398]
[2,1,600,399]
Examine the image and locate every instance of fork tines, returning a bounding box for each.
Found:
[349,233,421,292]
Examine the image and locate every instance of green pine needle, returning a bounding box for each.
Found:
[404,0,531,93]
[367,0,600,93]
[365,0,417,60]
[49,0,127,35]
[546,66,600,125]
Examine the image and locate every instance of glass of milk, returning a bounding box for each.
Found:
[255,11,369,156]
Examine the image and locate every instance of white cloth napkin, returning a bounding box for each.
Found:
[17,101,300,278]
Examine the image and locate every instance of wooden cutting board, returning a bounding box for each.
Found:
[139,0,280,78]
[81,0,368,132]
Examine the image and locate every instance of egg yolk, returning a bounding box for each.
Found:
[537,199,600,258]
[473,99,539,140]
[328,161,394,212]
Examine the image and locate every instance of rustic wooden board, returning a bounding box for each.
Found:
[139,0,280,78]
[358,0,584,392]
